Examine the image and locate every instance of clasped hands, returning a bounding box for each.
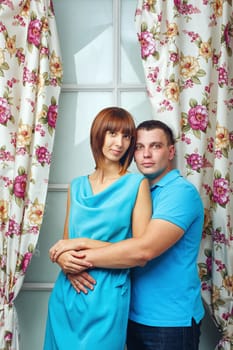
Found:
[49,239,92,271]
[49,239,96,294]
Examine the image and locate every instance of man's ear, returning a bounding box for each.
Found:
[168,145,176,160]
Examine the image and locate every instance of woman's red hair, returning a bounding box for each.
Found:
[90,107,136,174]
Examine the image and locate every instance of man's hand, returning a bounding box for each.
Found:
[67,272,96,294]
[56,250,93,274]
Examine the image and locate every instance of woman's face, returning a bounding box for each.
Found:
[102,130,131,163]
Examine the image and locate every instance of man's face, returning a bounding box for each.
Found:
[134,128,175,184]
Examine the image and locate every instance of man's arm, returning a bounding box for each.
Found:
[78,219,184,269]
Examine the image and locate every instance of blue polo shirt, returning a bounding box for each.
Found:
[129,169,205,326]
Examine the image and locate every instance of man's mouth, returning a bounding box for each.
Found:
[141,162,154,167]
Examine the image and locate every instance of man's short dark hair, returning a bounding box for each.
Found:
[137,120,175,146]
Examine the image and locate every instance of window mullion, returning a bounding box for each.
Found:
[113,0,120,105]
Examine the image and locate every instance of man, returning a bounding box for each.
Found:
[54,120,204,350]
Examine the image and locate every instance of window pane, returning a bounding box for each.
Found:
[54,0,113,84]
[121,91,152,173]
[120,0,145,84]
[49,91,113,183]
[120,91,152,125]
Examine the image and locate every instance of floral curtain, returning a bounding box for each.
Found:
[0,0,62,348]
[135,0,233,349]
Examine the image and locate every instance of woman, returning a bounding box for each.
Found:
[43,107,152,350]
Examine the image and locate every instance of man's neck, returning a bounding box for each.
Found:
[148,167,174,186]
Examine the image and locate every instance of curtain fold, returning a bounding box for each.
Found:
[135,1,233,348]
[0,0,62,348]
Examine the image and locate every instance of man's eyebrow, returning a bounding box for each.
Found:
[151,142,164,145]
[135,141,166,147]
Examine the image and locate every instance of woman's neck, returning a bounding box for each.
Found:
[91,166,122,183]
[89,166,126,194]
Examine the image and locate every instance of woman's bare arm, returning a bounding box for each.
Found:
[131,178,152,237]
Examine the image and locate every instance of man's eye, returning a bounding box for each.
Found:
[135,145,143,150]
[152,144,161,149]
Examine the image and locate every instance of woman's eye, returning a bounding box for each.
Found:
[108,131,116,136]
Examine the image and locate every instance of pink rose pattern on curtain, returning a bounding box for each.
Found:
[0,0,62,349]
[135,0,233,349]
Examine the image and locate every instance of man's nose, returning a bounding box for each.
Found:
[143,148,151,157]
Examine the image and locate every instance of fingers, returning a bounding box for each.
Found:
[56,251,93,274]
[50,246,64,263]
[68,273,96,294]
[49,239,71,262]
[49,244,88,264]
[49,241,62,262]
[81,271,96,285]
[73,278,88,294]
[77,272,96,292]
[72,257,93,269]
[71,251,90,268]
[68,275,82,293]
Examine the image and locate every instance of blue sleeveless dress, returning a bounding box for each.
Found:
[44,173,145,350]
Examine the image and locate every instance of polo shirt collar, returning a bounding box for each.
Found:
[150,169,180,191]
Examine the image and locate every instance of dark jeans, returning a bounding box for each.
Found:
[126,318,201,350]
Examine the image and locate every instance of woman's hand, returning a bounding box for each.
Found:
[50,238,111,262]
[49,239,83,262]
[67,272,96,294]
[56,250,93,273]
